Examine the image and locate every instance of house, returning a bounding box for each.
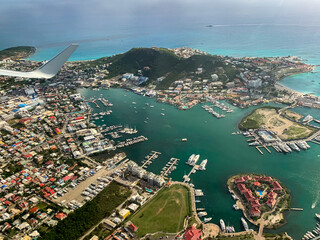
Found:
[29,207,39,214]
[183,226,202,240]
[129,223,138,232]
[55,212,67,220]
[119,209,130,219]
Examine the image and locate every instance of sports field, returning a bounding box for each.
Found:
[130,184,191,237]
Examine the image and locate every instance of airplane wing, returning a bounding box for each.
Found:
[0,43,78,79]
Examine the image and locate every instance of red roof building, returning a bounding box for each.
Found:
[272,181,282,191]
[251,207,261,217]
[183,226,202,240]
[56,213,67,220]
[54,128,62,134]
[237,183,247,193]
[29,207,39,214]
[129,223,138,232]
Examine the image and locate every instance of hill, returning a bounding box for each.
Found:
[86,47,239,89]
[0,46,36,60]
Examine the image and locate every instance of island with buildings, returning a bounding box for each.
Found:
[228,174,291,229]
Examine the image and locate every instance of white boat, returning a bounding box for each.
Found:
[198,211,207,217]
[161,113,165,116]
[203,217,212,223]
[241,217,249,231]
[315,213,320,220]
[199,159,207,170]
[187,154,195,165]
[220,219,225,231]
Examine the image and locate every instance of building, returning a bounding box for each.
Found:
[183,226,202,240]
[119,209,130,219]
[248,79,262,88]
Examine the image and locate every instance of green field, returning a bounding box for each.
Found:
[130,184,192,237]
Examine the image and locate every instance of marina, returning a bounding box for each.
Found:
[141,151,161,168]
[160,158,179,177]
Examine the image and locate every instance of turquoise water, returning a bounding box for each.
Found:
[19,24,320,96]
[78,88,320,239]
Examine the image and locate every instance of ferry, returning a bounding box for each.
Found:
[220,219,225,231]
[203,217,212,223]
[241,217,249,231]
[199,159,207,170]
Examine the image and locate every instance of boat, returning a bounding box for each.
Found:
[233,204,239,210]
[182,138,188,142]
[241,217,249,231]
[198,211,207,217]
[220,219,225,231]
[315,213,320,220]
[187,154,195,165]
[199,159,207,170]
[161,113,165,116]
[203,217,212,223]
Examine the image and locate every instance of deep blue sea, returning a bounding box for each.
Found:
[3,24,317,95]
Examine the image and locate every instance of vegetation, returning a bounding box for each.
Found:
[0,46,35,60]
[129,184,192,237]
[239,106,279,130]
[40,181,131,240]
[83,48,238,89]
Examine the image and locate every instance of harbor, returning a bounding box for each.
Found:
[79,88,320,239]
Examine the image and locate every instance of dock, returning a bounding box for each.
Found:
[141,151,161,168]
[256,146,263,155]
[311,140,320,145]
[263,145,271,153]
[161,158,179,177]
[290,208,303,211]
[183,165,197,183]
[92,100,100,108]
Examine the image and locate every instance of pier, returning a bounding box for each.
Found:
[92,100,100,108]
[262,145,271,153]
[256,146,263,155]
[161,158,179,177]
[183,165,197,183]
[141,151,161,168]
[289,208,303,211]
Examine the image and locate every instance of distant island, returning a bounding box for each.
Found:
[228,174,291,229]
[0,46,35,60]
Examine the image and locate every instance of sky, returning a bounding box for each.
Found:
[1,0,320,48]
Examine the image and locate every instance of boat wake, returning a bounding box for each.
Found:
[312,192,320,209]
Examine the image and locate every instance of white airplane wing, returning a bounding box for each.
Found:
[0,43,78,79]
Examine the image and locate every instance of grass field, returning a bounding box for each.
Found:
[239,107,316,140]
[130,184,191,237]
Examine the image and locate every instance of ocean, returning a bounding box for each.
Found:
[79,88,320,239]
[13,24,320,96]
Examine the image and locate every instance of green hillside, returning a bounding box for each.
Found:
[0,46,36,60]
[88,47,239,89]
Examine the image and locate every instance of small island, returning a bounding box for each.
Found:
[228,174,291,229]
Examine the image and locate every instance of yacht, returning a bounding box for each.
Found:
[220,219,225,231]
[241,217,249,231]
